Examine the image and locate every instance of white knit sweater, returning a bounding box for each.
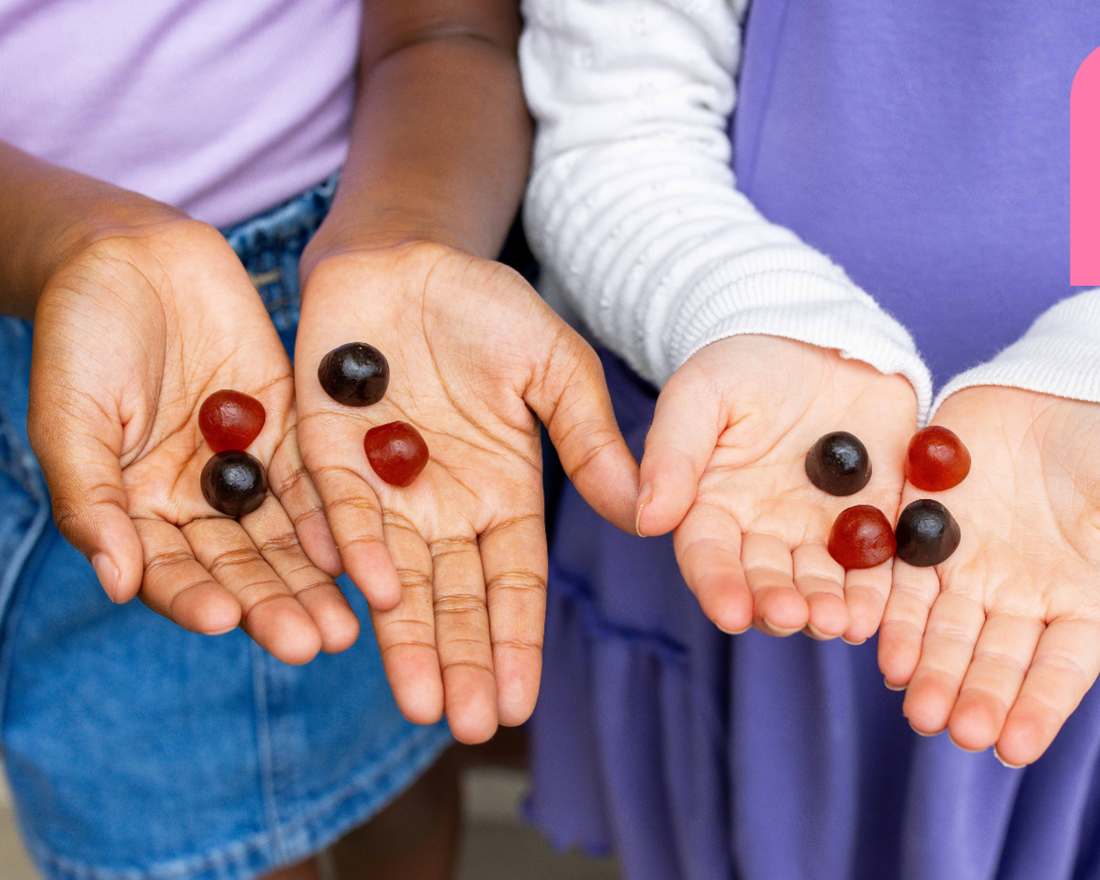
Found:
[519,0,1100,423]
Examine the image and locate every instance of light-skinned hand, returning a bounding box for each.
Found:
[636,335,918,642]
[295,241,638,743]
[29,217,355,664]
[879,386,1100,766]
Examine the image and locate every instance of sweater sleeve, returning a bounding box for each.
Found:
[519,0,934,420]
[931,288,1100,413]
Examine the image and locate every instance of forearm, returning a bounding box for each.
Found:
[0,142,183,320]
[521,0,932,417]
[303,2,531,274]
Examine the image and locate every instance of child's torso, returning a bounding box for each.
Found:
[733,0,1100,385]
[0,0,361,227]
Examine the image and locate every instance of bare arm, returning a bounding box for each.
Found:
[0,142,182,319]
[302,0,531,273]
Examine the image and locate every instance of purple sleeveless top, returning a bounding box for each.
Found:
[530,4,1100,880]
[733,0,1099,386]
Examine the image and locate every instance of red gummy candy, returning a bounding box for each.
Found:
[904,426,971,492]
[365,421,429,487]
[199,390,266,453]
[827,505,897,570]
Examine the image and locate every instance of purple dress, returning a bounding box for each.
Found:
[529,3,1100,879]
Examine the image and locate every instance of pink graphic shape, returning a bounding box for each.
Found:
[1072,48,1100,285]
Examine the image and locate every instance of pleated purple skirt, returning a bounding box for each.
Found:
[529,352,1100,880]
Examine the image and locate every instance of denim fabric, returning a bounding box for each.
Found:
[0,177,452,880]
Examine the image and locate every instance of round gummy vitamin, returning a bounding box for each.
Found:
[894,499,961,567]
[905,425,971,492]
[201,451,268,517]
[827,505,897,570]
[805,431,872,496]
[199,389,266,452]
[318,343,389,406]
[365,421,429,487]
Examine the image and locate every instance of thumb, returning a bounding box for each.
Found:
[28,393,144,604]
[526,338,639,533]
[636,367,724,538]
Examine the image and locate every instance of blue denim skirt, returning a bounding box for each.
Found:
[0,177,452,880]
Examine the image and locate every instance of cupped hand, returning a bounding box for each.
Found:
[637,336,918,642]
[879,387,1100,766]
[295,242,638,743]
[28,218,355,664]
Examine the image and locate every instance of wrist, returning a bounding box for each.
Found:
[301,206,476,287]
[38,185,186,279]
[300,237,460,307]
[0,145,186,318]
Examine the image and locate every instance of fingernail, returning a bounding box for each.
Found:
[908,721,939,738]
[993,748,1025,770]
[635,483,653,537]
[92,553,120,603]
[884,677,907,692]
[841,635,868,646]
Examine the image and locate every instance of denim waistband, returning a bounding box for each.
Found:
[222,173,338,337]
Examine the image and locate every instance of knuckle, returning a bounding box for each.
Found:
[929,621,978,644]
[325,493,378,521]
[289,504,327,535]
[239,591,290,623]
[429,536,473,558]
[381,509,418,533]
[493,635,544,653]
[395,567,433,592]
[442,658,495,677]
[256,529,301,557]
[487,511,541,533]
[288,575,336,595]
[49,495,88,540]
[341,533,387,555]
[145,548,196,578]
[49,481,126,542]
[433,593,485,617]
[271,459,312,499]
[485,569,547,597]
[565,431,619,482]
[380,638,436,662]
[1033,649,1090,688]
[207,546,260,577]
[972,646,1028,675]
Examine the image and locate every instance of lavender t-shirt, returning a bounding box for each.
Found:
[0,0,360,227]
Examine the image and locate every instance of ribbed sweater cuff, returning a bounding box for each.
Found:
[664,269,934,422]
[932,289,1100,415]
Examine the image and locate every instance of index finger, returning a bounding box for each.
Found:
[308,460,402,610]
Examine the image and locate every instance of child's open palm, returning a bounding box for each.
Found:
[28,219,355,664]
[295,242,638,743]
[638,335,919,642]
[880,387,1100,766]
